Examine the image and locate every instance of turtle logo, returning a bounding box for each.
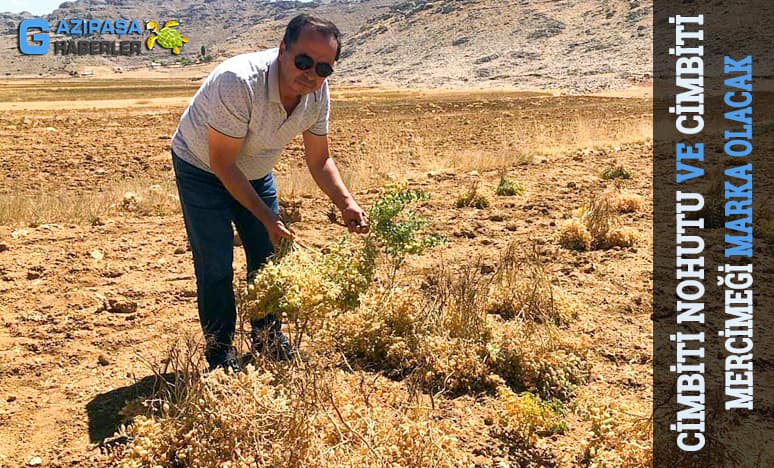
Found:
[146,20,188,54]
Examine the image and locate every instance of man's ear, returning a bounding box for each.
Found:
[278,40,286,58]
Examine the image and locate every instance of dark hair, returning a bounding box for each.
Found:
[283,14,342,61]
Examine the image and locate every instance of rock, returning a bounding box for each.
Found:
[106,297,137,314]
[27,457,42,466]
[6,394,16,402]
[26,270,41,280]
[489,214,505,222]
[173,246,186,255]
[90,249,104,260]
[97,354,110,366]
[0,242,7,252]
[480,264,495,274]
[233,231,242,246]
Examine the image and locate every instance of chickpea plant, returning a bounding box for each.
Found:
[238,184,445,331]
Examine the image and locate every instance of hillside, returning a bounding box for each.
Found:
[2,0,652,92]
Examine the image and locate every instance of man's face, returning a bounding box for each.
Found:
[278,26,337,98]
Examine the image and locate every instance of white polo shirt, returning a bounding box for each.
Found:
[171,47,330,180]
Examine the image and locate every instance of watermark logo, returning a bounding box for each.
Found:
[18,18,49,55]
[146,21,188,55]
[17,18,186,56]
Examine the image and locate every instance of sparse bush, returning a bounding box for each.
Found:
[368,183,446,271]
[560,196,637,250]
[109,364,471,466]
[492,385,567,447]
[491,322,591,400]
[320,285,422,378]
[455,182,491,209]
[488,244,576,325]
[600,164,632,180]
[604,226,637,248]
[559,218,593,251]
[240,185,441,330]
[496,177,525,196]
[415,334,493,394]
[582,404,652,468]
[613,191,642,213]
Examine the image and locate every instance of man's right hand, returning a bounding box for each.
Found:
[265,216,296,250]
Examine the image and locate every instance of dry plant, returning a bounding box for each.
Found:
[109,356,470,467]
[612,190,643,213]
[491,385,567,447]
[455,180,491,209]
[581,403,652,468]
[488,243,576,325]
[559,195,638,250]
[490,322,591,401]
[0,178,179,225]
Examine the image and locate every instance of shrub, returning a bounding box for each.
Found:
[492,386,567,447]
[559,196,638,250]
[491,322,591,400]
[559,218,593,251]
[109,365,471,466]
[600,165,631,180]
[582,403,652,468]
[496,177,525,196]
[487,244,576,325]
[455,182,491,209]
[613,191,642,213]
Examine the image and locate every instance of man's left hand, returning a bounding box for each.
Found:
[341,201,369,234]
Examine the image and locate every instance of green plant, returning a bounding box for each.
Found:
[496,177,524,196]
[601,165,632,180]
[368,184,446,270]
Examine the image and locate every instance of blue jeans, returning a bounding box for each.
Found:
[172,151,278,366]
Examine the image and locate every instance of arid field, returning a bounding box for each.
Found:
[0,78,652,466]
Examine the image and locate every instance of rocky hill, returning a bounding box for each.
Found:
[1,0,652,91]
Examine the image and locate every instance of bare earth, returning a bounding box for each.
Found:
[0,79,652,466]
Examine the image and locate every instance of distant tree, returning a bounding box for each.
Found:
[200,45,206,57]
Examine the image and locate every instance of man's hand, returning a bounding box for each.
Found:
[208,127,294,249]
[303,131,369,235]
[341,200,369,234]
[265,216,296,249]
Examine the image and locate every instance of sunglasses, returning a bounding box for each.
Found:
[294,53,334,78]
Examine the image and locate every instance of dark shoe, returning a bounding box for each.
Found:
[207,351,241,374]
[250,318,295,362]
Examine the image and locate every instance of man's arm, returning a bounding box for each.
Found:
[208,127,295,247]
[302,130,368,233]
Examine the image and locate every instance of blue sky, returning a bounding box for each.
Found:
[2,0,63,15]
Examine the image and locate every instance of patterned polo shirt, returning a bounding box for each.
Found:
[171,47,330,180]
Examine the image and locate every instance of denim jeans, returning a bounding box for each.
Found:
[172,151,279,367]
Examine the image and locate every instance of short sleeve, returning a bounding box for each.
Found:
[307,82,330,136]
[206,71,251,138]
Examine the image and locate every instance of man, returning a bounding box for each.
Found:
[170,14,368,372]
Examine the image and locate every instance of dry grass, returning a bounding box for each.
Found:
[455,181,491,209]
[559,192,639,250]
[488,244,576,325]
[0,178,179,225]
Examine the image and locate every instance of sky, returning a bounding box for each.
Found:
[2,0,316,16]
[2,0,63,15]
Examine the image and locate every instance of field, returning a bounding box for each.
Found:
[0,78,652,466]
